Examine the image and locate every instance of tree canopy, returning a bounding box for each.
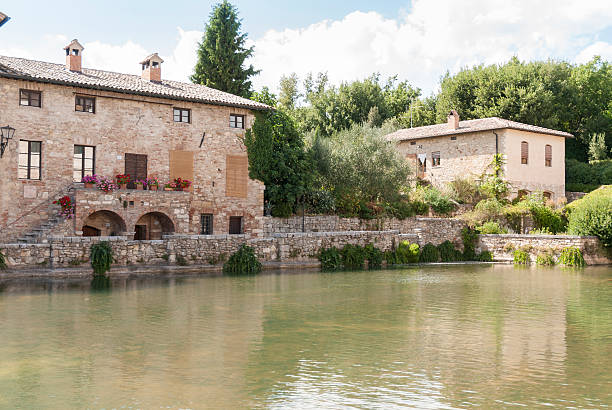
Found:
[191,1,259,97]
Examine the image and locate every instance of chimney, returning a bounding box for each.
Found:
[447,110,460,130]
[64,39,84,72]
[140,53,164,82]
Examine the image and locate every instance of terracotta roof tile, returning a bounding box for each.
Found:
[386,117,573,141]
[0,55,271,111]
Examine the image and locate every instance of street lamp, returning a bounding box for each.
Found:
[0,12,10,28]
[0,125,15,158]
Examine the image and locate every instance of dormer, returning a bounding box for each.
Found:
[140,53,164,82]
[64,39,84,72]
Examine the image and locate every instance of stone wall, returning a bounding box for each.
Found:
[263,216,466,246]
[0,230,402,269]
[565,191,586,204]
[477,234,611,265]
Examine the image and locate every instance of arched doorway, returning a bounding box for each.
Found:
[517,189,530,200]
[134,212,174,240]
[82,211,126,237]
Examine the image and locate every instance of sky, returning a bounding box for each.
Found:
[1,0,611,96]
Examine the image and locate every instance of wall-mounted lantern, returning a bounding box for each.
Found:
[0,125,15,158]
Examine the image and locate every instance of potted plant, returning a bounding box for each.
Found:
[173,177,192,192]
[163,183,173,191]
[96,176,118,193]
[134,179,146,190]
[116,174,130,190]
[81,174,98,189]
[147,177,160,191]
[53,195,75,219]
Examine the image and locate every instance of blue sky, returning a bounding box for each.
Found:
[1,1,611,95]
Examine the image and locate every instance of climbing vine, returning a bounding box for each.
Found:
[90,241,114,276]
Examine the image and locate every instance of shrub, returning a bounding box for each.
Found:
[437,240,459,262]
[566,159,612,186]
[393,241,420,264]
[477,221,507,234]
[448,177,482,205]
[530,202,566,234]
[477,251,493,262]
[388,201,416,219]
[558,246,586,267]
[341,244,367,269]
[536,252,556,266]
[364,244,383,269]
[423,187,455,215]
[319,247,342,270]
[223,244,262,275]
[0,249,7,270]
[271,202,293,217]
[90,241,114,276]
[176,255,188,266]
[529,227,553,235]
[463,198,505,227]
[566,186,612,247]
[513,249,530,265]
[565,183,599,193]
[419,243,440,263]
[412,200,429,216]
[461,227,478,261]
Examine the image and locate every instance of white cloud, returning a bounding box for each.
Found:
[575,41,612,64]
[2,0,611,95]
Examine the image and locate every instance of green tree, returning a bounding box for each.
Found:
[278,73,300,111]
[191,1,259,97]
[588,133,610,161]
[243,107,310,217]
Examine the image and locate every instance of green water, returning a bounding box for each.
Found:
[0,265,611,409]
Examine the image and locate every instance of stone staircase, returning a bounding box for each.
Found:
[14,184,76,244]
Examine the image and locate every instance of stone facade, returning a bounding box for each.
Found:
[477,234,611,265]
[263,216,466,246]
[394,128,567,200]
[0,76,265,242]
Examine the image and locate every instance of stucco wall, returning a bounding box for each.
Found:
[0,78,265,242]
[501,129,566,199]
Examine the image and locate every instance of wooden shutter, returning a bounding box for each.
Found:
[521,142,528,164]
[125,153,147,188]
[545,144,552,167]
[226,155,248,198]
[169,151,194,182]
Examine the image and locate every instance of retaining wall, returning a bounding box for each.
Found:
[477,234,611,265]
[263,216,466,246]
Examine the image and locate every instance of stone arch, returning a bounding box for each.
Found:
[134,212,175,240]
[82,210,127,237]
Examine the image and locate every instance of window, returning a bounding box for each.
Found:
[545,144,552,167]
[450,136,457,141]
[417,155,426,177]
[543,191,552,201]
[173,108,190,123]
[432,151,441,167]
[229,216,243,234]
[410,141,416,145]
[230,114,244,129]
[18,140,41,180]
[226,155,248,198]
[73,145,95,182]
[521,141,528,164]
[19,89,41,107]
[75,95,95,113]
[201,214,213,235]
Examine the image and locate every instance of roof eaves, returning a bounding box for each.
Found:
[0,70,272,111]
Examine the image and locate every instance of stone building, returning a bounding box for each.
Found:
[0,39,270,243]
[386,111,572,200]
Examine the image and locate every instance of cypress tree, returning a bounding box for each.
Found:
[191,1,259,97]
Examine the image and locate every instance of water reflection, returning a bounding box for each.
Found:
[0,265,610,408]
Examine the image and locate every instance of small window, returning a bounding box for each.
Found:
[173,108,191,123]
[75,95,95,113]
[432,151,441,167]
[201,214,213,235]
[230,114,244,129]
[73,145,95,182]
[545,144,552,167]
[229,216,243,234]
[19,89,41,107]
[410,141,416,146]
[18,140,41,180]
[521,141,528,164]
[450,136,457,141]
